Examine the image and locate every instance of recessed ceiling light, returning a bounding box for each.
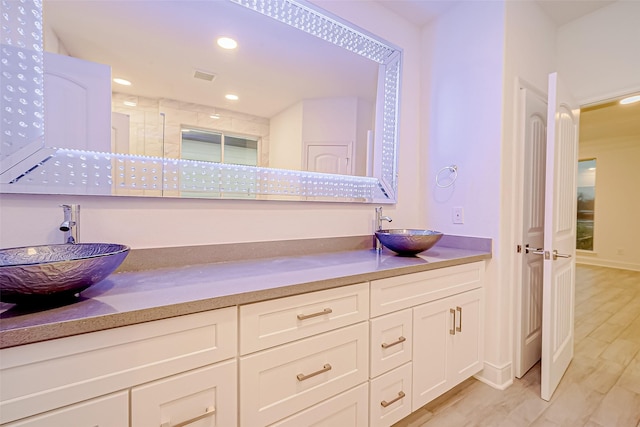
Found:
[123,101,137,107]
[217,37,238,50]
[210,114,221,119]
[225,94,239,101]
[113,78,132,86]
[620,95,640,105]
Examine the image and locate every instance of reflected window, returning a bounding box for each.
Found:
[181,127,258,167]
[577,159,596,251]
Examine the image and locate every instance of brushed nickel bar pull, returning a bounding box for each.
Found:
[381,336,406,349]
[297,308,333,320]
[450,308,456,335]
[381,391,406,408]
[297,363,332,381]
[456,306,462,333]
[161,406,215,427]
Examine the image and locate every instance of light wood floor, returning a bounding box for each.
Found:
[393,265,640,427]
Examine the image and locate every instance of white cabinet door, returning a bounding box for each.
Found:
[448,289,484,386]
[4,391,127,427]
[412,297,451,409]
[131,360,237,427]
[412,288,484,410]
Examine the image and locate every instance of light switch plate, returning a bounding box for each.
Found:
[452,207,464,224]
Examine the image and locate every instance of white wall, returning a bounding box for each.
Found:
[0,1,423,250]
[269,102,303,170]
[578,138,640,271]
[421,0,508,388]
[558,1,640,271]
[557,1,640,105]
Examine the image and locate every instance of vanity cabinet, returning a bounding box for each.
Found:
[0,307,237,426]
[239,283,370,426]
[412,288,484,409]
[369,261,485,425]
[0,258,487,427]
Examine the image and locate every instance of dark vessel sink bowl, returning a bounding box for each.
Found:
[375,229,444,256]
[0,243,129,304]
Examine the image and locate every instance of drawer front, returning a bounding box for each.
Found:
[240,282,369,354]
[132,360,237,427]
[240,322,369,427]
[369,363,413,427]
[0,307,237,424]
[370,261,484,317]
[370,309,412,378]
[4,391,128,427]
[269,383,369,427]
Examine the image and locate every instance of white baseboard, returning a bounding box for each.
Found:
[474,361,513,390]
[576,257,640,272]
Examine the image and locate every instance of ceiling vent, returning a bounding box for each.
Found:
[193,70,217,82]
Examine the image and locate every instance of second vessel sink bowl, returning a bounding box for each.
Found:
[0,243,129,304]
[375,229,443,256]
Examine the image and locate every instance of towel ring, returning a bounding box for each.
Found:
[436,165,458,188]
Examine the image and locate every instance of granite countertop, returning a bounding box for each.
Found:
[0,237,491,349]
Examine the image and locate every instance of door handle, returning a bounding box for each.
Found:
[456,306,462,333]
[552,250,571,260]
[525,244,544,255]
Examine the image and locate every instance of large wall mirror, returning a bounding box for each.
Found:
[0,0,401,203]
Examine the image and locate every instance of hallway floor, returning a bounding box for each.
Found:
[393,264,640,427]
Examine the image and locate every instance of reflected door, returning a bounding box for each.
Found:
[304,142,353,175]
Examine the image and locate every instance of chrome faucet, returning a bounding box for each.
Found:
[60,204,80,244]
[375,206,392,251]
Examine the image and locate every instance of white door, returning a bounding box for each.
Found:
[515,88,547,378]
[304,142,353,174]
[44,52,112,152]
[540,72,580,401]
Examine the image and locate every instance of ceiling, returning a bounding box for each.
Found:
[379,0,617,27]
[42,0,619,121]
[580,98,640,142]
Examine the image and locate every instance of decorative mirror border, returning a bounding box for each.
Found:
[0,0,401,203]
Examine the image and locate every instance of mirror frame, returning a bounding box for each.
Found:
[0,0,401,203]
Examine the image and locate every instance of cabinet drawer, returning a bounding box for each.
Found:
[132,360,237,427]
[4,391,128,427]
[370,309,412,378]
[240,282,369,354]
[370,261,484,316]
[269,383,369,427]
[240,322,369,426]
[0,307,237,424]
[370,363,412,427]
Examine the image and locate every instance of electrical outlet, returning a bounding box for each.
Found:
[452,207,464,224]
